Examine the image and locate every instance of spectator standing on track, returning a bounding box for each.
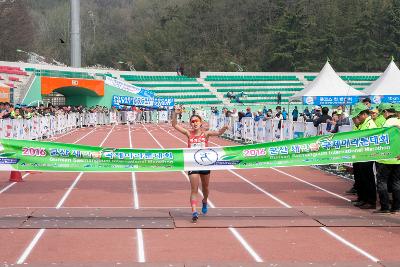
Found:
[351,102,377,209]
[374,103,400,213]
[171,106,228,223]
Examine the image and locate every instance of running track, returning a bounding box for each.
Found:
[0,123,399,267]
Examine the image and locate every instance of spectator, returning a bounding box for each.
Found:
[362,97,372,109]
[244,107,252,117]
[303,107,311,119]
[292,106,299,121]
[282,107,288,120]
[254,110,264,122]
[277,92,281,104]
[313,107,332,127]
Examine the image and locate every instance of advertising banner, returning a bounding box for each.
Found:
[0,127,399,172]
[105,76,154,98]
[371,95,400,104]
[112,95,174,109]
[303,96,359,105]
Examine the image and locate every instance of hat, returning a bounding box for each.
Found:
[381,103,396,112]
[258,109,262,113]
[336,109,343,115]
[351,102,369,118]
[314,105,321,110]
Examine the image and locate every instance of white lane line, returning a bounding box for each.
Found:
[229,227,263,262]
[129,124,139,209]
[1,127,98,195]
[15,125,115,264]
[271,167,351,202]
[0,182,16,194]
[128,124,145,262]
[228,170,292,208]
[72,127,97,144]
[204,133,352,203]
[57,125,115,209]
[48,128,78,141]
[16,228,45,264]
[137,228,145,262]
[0,173,30,195]
[320,227,380,262]
[99,125,116,146]
[146,124,263,263]
[55,172,84,209]
[159,125,380,263]
[158,125,288,208]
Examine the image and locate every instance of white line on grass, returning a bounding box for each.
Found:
[144,124,263,263]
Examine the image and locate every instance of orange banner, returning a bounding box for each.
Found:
[41,77,104,96]
[0,86,10,102]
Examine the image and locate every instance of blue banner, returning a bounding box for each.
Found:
[303,96,359,106]
[112,95,174,109]
[371,95,400,104]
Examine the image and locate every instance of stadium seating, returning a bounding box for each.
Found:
[205,75,299,81]
[25,68,94,79]
[121,75,196,81]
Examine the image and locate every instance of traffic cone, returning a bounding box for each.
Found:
[9,171,23,182]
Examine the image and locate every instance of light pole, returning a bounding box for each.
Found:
[230,61,243,72]
[118,61,136,71]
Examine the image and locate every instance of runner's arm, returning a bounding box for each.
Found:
[206,125,229,137]
[171,109,189,136]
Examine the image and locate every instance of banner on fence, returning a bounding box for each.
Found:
[112,95,174,109]
[0,127,399,172]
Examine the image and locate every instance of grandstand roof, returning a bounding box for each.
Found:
[289,61,365,101]
[363,60,400,96]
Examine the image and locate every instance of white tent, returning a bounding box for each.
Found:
[363,60,400,104]
[289,61,365,105]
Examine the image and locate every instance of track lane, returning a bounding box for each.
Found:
[154,124,384,264]
[0,126,105,264]
[135,124,260,262]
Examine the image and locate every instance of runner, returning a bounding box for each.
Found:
[172,107,229,222]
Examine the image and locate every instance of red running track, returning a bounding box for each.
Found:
[0,123,399,266]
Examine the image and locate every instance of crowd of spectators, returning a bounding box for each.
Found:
[0,102,110,120]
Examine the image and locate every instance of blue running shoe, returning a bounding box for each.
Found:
[202,202,208,214]
[192,211,199,223]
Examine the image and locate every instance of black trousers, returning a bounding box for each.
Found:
[376,163,400,210]
[353,161,376,204]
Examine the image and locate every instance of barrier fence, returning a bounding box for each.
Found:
[0,110,172,140]
[209,114,353,143]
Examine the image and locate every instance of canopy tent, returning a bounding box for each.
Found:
[289,61,365,106]
[363,60,400,104]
